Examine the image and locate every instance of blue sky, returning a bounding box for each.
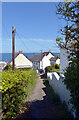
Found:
[2,2,66,53]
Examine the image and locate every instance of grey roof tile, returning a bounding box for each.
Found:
[27,54,44,62]
[50,57,57,61]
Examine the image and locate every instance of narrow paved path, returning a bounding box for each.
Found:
[16,74,54,119]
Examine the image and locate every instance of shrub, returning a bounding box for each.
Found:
[54,64,60,69]
[18,68,32,71]
[2,69,37,119]
[45,66,52,72]
[3,64,12,71]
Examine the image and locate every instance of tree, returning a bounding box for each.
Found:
[56,1,79,117]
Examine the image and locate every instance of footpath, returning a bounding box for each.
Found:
[16,74,54,119]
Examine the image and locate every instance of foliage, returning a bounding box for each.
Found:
[3,64,32,71]
[54,64,60,69]
[2,69,37,119]
[56,1,79,115]
[3,64,12,71]
[45,64,60,72]
[64,60,79,111]
[45,66,52,72]
[18,68,32,71]
[44,65,60,78]
[56,1,79,50]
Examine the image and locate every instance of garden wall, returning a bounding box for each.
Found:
[47,72,76,118]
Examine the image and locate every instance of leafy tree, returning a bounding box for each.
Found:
[56,1,79,117]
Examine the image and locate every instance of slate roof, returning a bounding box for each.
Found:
[28,54,44,62]
[50,57,57,61]
[28,51,54,62]
[42,51,54,56]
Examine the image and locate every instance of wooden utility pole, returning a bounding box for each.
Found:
[12,26,15,70]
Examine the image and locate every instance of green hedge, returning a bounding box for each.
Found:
[45,66,52,72]
[45,64,60,72]
[2,69,37,119]
[54,64,60,69]
[3,64,32,71]
[3,64,13,71]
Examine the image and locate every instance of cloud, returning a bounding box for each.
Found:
[2,38,56,43]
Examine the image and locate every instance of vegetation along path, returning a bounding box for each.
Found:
[16,74,54,119]
[16,74,73,120]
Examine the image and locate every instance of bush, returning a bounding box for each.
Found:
[4,64,32,71]
[3,64,12,71]
[18,68,32,71]
[45,66,52,72]
[2,69,37,119]
[54,64,60,69]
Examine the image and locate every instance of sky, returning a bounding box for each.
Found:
[2,2,67,53]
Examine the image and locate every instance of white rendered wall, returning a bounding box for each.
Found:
[60,48,69,74]
[47,53,54,60]
[42,56,51,70]
[47,72,76,118]
[11,54,33,68]
[55,58,60,65]
[40,61,43,69]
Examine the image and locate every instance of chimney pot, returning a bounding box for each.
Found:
[19,50,22,54]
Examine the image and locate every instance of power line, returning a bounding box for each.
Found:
[16,31,51,51]
[16,32,32,52]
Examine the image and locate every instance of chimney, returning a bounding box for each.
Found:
[44,53,46,56]
[49,50,51,53]
[19,50,22,54]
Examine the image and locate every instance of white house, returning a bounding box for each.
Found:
[60,48,70,74]
[40,55,50,70]
[46,51,54,59]
[28,51,60,70]
[56,58,60,65]
[50,57,60,65]
[10,51,33,68]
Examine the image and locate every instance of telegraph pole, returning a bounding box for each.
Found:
[12,26,15,70]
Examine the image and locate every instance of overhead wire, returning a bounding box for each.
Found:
[16,32,32,52]
[16,31,51,52]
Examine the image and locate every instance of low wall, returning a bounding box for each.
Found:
[47,72,76,118]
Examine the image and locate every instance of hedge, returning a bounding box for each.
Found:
[54,64,60,69]
[2,69,37,119]
[45,64,60,72]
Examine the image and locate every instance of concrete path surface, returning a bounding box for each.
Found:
[16,74,54,119]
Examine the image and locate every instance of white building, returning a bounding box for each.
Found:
[40,55,50,70]
[56,58,60,65]
[28,51,60,70]
[50,57,60,65]
[10,51,33,68]
[60,48,70,74]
